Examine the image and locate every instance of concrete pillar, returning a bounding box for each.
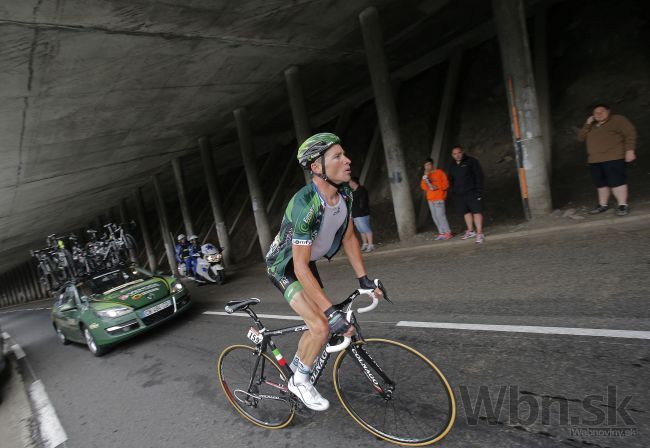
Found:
[7,273,16,305]
[152,175,177,275]
[534,4,552,173]
[12,272,22,304]
[172,157,195,236]
[493,0,552,217]
[28,263,44,299]
[284,66,313,185]
[105,208,115,226]
[418,51,463,228]
[234,107,273,257]
[199,137,232,266]
[0,274,8,307]
[21,264,35,302]
[15,268,26,303]
[134,188,157,271]
[118,199,129,224]
[360,126,381,187]
[359,7,417,240]
[117,198,138,264]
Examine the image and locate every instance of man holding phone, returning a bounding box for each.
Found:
[577,104,637,216]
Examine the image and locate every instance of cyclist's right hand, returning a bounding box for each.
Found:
[325,307,351,335]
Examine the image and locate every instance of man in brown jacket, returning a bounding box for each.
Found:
[577,104,637,216]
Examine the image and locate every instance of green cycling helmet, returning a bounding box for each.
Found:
[297,133,341,170]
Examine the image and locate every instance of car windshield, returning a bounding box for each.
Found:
[82,268,150,295]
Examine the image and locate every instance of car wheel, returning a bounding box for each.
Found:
[82,325,107,357]
[54,324,70,345]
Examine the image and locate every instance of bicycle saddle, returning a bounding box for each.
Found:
[225,298,260,314]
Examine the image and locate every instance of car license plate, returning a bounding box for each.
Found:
[247,327,263,345]
[141,299,172,318]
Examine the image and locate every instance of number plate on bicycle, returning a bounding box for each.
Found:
[247,327,263,345]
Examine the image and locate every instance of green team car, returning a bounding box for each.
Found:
[51,267,191,356]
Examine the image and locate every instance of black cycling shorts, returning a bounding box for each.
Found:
[590,159,627,188]
[269,259,323,303]
[453,193,483,214]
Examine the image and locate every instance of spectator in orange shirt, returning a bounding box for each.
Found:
[420,158,451,240]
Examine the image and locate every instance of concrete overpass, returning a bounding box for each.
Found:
[1,0,647,305]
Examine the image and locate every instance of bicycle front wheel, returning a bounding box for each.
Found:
[217,345,295,429]
[333,338,455,446]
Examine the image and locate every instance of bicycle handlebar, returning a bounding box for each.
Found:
[356,289,379,313]
[326,336,352,353]
[325,309,354,353]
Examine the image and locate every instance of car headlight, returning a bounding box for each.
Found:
[95,306,132,319]
[172,282,184,292]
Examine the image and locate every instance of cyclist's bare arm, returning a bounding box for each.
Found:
[342,222,366,278]
[341,223,383,299]
[292,244,332,312]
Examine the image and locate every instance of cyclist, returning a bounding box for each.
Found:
[175,234,194,278]
[266,132,383,411]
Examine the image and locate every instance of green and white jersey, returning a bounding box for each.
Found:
[266,183,353,286]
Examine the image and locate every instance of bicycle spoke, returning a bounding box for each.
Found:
[334,339,455,445]
[219,345,294,429]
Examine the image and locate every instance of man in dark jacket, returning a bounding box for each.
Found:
[349,177,374,252]
[448,146,485,244]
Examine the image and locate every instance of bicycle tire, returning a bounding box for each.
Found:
[218,345,295,429]
[333,338,455,446]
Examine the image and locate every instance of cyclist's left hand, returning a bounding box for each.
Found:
[358,275,384,299]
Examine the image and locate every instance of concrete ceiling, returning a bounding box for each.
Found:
[0,0,504,271]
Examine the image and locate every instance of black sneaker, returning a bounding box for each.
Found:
[616,205,629,216]
[588,204,609,215]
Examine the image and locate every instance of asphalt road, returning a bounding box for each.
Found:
[1,219,649,448]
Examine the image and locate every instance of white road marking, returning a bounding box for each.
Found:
[204,311,650,340]
[396,321,650,340]
[203,311,304,321]
[29,380,68,448]
[11,344,26,359]
[0,307,51,314]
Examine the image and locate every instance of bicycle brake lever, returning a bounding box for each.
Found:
[374,279,392,303]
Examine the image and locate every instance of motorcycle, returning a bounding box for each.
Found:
[177,243,226,285]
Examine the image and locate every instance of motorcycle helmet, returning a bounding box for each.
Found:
[188,235,199,242]
[177,234,187,242]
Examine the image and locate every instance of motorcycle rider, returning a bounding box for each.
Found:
[188,235,202,280]
[175,234,194,278]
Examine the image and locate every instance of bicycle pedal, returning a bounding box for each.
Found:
[294,401,315,418]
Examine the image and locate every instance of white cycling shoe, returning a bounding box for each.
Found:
[287,377,330,411]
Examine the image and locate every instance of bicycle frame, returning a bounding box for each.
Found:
[239,289,396,402]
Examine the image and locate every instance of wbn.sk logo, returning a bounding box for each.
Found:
[458,385,638,437]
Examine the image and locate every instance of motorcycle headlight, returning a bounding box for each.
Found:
[95,306,132,319]
[206,255,217,262]
[172,282,184,292]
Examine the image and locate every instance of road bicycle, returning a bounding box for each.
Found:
[217,282,456,446]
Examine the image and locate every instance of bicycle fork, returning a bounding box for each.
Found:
[346,342,396,400]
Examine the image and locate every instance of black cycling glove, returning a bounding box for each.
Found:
[358,275,375,290]
[324,306,351,334]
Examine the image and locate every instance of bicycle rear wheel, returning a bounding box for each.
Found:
[333,338,455,446]
[218,345,295,429]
